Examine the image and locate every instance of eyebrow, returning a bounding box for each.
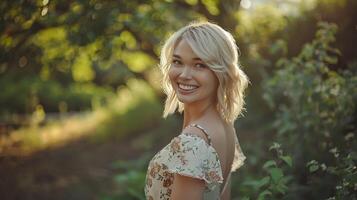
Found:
[173,54,202,61]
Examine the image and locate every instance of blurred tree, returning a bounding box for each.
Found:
[1,0,355,115]
[0,0,244,115]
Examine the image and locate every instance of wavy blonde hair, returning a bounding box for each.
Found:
[159,21,250,123]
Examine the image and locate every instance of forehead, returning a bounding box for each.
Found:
[173,39,198,59]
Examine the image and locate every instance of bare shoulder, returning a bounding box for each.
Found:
[182,125,210,144]
[182,119,227,146]
[202,119,227,142]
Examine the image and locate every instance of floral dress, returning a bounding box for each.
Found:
[144,124,246,200]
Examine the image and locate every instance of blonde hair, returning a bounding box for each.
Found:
[159,21,250,123]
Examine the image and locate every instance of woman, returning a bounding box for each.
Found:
[144,21,249,200]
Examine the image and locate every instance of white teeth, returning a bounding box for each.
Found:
[178,84,198,90]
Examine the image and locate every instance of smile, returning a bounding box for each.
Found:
[178,83,199,91]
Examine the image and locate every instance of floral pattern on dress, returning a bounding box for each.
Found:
[145,133,241,200]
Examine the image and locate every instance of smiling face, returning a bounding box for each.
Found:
[168,39,219,106]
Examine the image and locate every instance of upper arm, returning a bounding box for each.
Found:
[171,174,206,200]
[170,127,210,199]
[166,131,224,199]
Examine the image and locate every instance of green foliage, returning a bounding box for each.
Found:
[101,153,153,200]
[93,79,162,141]
[0,73,114,115]
[242,142,293,200]
[236,4,287,48]
[262,22,357,199]
[114,170,146,200]
[306,145,357,199]
[1,0,356,199]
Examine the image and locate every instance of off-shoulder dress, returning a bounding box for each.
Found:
[144,124,246,200]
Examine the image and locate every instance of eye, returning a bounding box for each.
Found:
[172,59,182,65]
[195,63,207,68]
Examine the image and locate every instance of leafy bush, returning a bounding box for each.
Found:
[100,153,152,200]
[262,22,357,199]
[241,142,293,200]
[0,73,114,116]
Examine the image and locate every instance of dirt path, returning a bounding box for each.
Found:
[0,132,148,200]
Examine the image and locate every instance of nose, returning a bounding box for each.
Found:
[178,65,192,79]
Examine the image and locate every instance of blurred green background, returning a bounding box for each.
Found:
[0,0,356,199]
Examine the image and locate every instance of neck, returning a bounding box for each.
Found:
[182,100,218,129]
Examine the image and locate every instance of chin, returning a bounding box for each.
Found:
[176,94,189,102]
[177,97,193,104]
[176,94,202,104]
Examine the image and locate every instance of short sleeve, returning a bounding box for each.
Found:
[165,134,223,185]
[231,133,246,172]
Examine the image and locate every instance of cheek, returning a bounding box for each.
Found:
[204,72,219,91]
[168,68,177,85]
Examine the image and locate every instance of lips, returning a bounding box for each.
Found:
[177,83,199,93]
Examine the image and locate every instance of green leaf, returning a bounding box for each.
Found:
[269,142,281,151]
[263,160,277,169]
[309,165,319,172]
[257,176,271,188]
[242,177,270,190]
[276,183,288,194]
[257,190,272,200]
[269,168,284,183]
[280,155,293,167]
[306,160,318,167]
